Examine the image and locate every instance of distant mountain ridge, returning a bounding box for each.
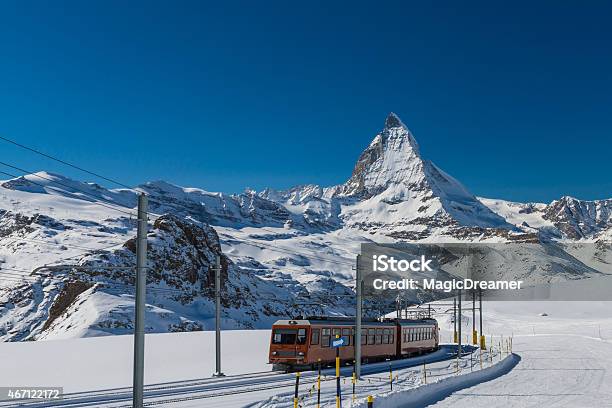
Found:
[1,113,611,340]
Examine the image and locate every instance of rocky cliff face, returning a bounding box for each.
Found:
[543,196,612,240]
[0,213,347,341]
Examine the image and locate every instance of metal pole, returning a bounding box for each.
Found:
[472,290,476,345]
[355,255,362,380]
[453,297,457,343]
[335,335,341,408]
[317,360,321,408]
[458,289,462,358]
[396,296,400,318]
[132,193,148,408]
[213,254,225,377]
[479,287,484,349]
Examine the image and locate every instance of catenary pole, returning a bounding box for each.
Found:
[479,287,485,349]
[132,193,148,408]
[355,254,362,379]
[453,297,457,343]
[458,288,462,358]
[472,290,477,345]
[213,254,225,377]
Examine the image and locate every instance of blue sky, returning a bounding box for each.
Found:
[0,1,610,202]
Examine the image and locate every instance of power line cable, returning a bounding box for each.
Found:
[0,143,360,295]
[0,135,133,190]
[0,146,355,268]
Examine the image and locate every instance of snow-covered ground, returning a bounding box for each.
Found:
[0,330,271,394]
[0,300,610,407]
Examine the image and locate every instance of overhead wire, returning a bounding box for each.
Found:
[0,138,356,268]
[0,136,365,305]
[0,135,133,190]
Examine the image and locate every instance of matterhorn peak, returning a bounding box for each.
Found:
[338,112,423,198]
[380,112,420,155]
[384,112,404,129]
[335,112,509,229]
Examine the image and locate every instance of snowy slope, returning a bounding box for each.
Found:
[1,113,611,341]
[0,300,611,407]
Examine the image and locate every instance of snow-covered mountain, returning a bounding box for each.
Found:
[1,113,610,341]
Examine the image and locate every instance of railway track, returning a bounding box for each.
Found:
[0,345,463,408]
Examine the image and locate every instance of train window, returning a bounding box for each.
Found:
[410,329,415,342]
[272,329,297,344]
[376,328,382,344]
[383,328,390,344]
[311,329,320,345]
[322,328,330,348]
[297,329,307,345]
[332,328,341,337]
[361,329,367,345]
[367,328,375,345]
[390,333,394,344]
[342,328,351,346]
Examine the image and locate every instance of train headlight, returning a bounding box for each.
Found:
[272,351,278,356]
[297,352,304,356]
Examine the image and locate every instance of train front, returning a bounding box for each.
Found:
[268,319,310,370]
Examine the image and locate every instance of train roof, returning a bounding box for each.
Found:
[272,316,437,327]
[396,318,438,326]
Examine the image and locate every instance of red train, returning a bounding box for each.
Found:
[269,316,439,371]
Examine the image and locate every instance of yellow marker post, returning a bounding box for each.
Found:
[352,370,356,402]
[335,335,341,408]
[367,395,374,408]
[480,334,486,350]
[423,362,427,384]
[317,359,321,408]
[472,330,478,345]
[293,372,300,408]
